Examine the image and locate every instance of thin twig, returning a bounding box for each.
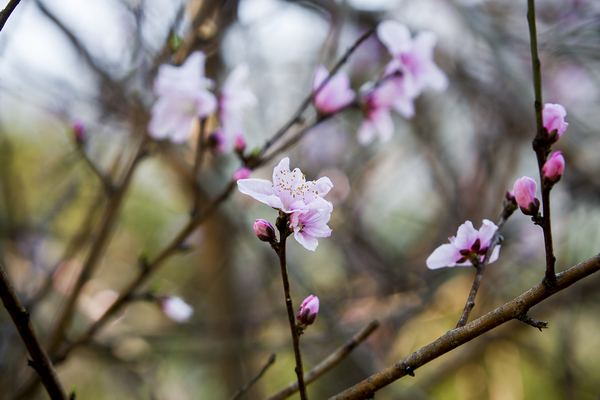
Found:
[527,0,556,286]
[456,199,517,327]
[329,252,600,400]
[192,118,207,216]
[45,137,147,354]
[229,354,276,400]
[273,212,308,400]
[75,145,114,195]
[518,313,548,331]
[266,320,380,400]
[0,264,68,400]
[256,28,374,159]
[0,0,21,32]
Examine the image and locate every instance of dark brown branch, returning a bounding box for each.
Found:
[75,144,114,195]
[527,0,556,286]
[518,313,548,331]
[0,264,68,400]
[329,252,600,400]
[229,354,276,400]
[456,199,517,327]
[266,320,380,400]
[274,212,308,400]
[0,0,21,32]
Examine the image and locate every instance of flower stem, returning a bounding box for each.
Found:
[275,212,308,400]
[527,0,557,286]
[456,199,517,328]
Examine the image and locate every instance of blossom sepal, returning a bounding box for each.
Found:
[520,198,540,217]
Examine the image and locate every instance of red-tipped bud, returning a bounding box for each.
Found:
[297,295,319,326]
[233,167,251,182]
[72,119,85,144]
[514,176,540,216]
[234,134,246,155]
[542,103,568,143]
[542,151,565,185]
[253,219,276,242]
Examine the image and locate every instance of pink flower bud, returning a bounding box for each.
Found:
[72,119,85,144]
[542,103,568,142]
[253,219,276,243]
[233,167,251,182]
[159,296,194,323]
[513,176,540,216]
[297,295,319,325]
[505,190,515,202]
[234,134,246,154]
[542,151,565,184]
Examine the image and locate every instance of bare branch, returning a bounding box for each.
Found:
[0,264,68,400]
[329,252,600,400]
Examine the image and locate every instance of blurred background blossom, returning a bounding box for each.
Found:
[0,0,600,399]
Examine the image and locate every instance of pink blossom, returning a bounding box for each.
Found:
[514,176,540,216]
[160,296,194,323]
[377,20,448,99]
[297,295,319,325]
[149,52,217,143]
[312,65,355,115]
[237,157,333,213]
[426,220,500,269]
[237,157,334,250]
[357,80,398,145]
[220,63,257,137]
[542,151,565,184]
[542,103,568,140]
[253,219,276,242]
[233,167,252,182]
[289,201,333,251]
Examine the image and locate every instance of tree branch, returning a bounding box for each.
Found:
[266,320,380,400]
[0,0,21,32]
[0,264,68,400]
[329,252,600,400]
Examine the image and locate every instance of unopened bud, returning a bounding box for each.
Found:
[233,167,251,182]
[234,134,246,155]
[297,295,319,326]
[72,119,85,144]
[542,151,565,185]
[254,219,276,242]
[513,176,540,216]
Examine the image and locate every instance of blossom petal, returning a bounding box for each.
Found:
[453,220,477,250]
[294,230,319,251]
[237,178,276,205]
[377,20,411,58]
[477,219,498,248]
[426,243,461,269]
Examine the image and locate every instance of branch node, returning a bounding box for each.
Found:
[518,314,549,332]
[405,365,415,377]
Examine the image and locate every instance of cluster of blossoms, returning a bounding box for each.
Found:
[309,20,447,145]
[148,51,256,152]
[511,103,568,216]
[427,103,568,270]
[237,157,333,251]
